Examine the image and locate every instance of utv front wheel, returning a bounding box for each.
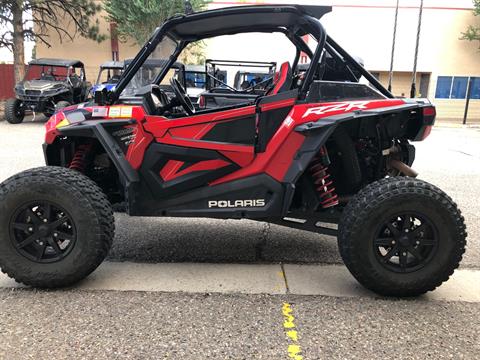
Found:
[55,101,71,112]
[338,177,466,297]
[5,98,24,124]
[0,167,115,288]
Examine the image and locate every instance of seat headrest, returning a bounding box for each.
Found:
[271,62,292,95]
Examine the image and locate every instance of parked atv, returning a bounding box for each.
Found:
[5,58,89,124]
[0,5,466,296]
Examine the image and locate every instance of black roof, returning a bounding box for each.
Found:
[28,58,84,67]
[100,61,124,69]
[164,5,332,40]
[124,58,184,69]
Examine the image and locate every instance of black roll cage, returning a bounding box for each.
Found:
[109,6,393,104]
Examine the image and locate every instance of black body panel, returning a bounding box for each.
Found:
[202,115,256,145]
[256,106,292,152]
[139,143,240,199]
[306,81,385,103]
[129,173,285,218]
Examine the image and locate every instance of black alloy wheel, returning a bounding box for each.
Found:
[10,201,77,263]
[374,212,438,273]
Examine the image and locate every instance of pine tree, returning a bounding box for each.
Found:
[0,0,105,82]
[104,0,208,64]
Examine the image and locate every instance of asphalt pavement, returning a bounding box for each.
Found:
[0,117,479,359]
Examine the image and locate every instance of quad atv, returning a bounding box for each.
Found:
[0,5,466,296]
[89,61,125,97]
[5,58,89,124]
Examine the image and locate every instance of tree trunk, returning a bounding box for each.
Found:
[12,0,25,84]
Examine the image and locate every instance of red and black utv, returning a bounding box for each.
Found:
[0,5,466,296]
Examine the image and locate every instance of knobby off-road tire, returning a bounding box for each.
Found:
[55,101,71,112]
[0,166,115,288]
[338,177,466,297]
[45,101,71,118]
[5,98,24,124]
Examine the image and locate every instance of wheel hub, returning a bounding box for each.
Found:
[398,234,411,246]
[9,201,77,263]
[374,212,439,273]
[37,225,50,237]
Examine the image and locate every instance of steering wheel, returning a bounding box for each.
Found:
[170,78,195,115]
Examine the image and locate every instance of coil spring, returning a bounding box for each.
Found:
[69,144,92,173]
[309,146,339,209]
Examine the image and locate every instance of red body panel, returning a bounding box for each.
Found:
[45,98,409,187]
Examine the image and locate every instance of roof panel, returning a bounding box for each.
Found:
[29,58,84,67]
[165,5,332,40]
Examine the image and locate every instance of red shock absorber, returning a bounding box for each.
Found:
[309,146,339,209]
[69,143,92,173]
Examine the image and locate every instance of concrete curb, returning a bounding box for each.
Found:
[1,261,479,302]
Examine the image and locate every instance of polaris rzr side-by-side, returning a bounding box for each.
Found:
[5,58,90,124]
[0,5,466,296]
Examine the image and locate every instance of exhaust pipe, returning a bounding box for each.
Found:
[388,159,418,178]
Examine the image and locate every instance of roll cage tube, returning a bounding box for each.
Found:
[109,7,342,104]
[299,16,327,100]
[108,27,163,104]
[153,30,316,94]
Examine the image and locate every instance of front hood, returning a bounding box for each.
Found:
[21,80,66,91]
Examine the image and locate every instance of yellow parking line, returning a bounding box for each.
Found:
[282,303,303,360]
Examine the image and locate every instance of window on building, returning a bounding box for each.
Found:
[471,77,480,99]
[451,77,468,99]
[435,76,480,99]
[435,76,452,99]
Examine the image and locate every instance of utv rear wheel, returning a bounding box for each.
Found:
[5,98,24,124]
[338,177,466,297]
[0,166,115,288]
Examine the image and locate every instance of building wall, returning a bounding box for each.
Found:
[372,72,424,98]
[35,2,139,83]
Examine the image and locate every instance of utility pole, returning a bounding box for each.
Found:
[410,0,424,98]
[388,0,400,92]
[463,77,473,125]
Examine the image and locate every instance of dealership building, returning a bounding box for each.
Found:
[34,0,480,122]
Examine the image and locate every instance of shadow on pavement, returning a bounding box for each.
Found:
[108,214,342,265]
